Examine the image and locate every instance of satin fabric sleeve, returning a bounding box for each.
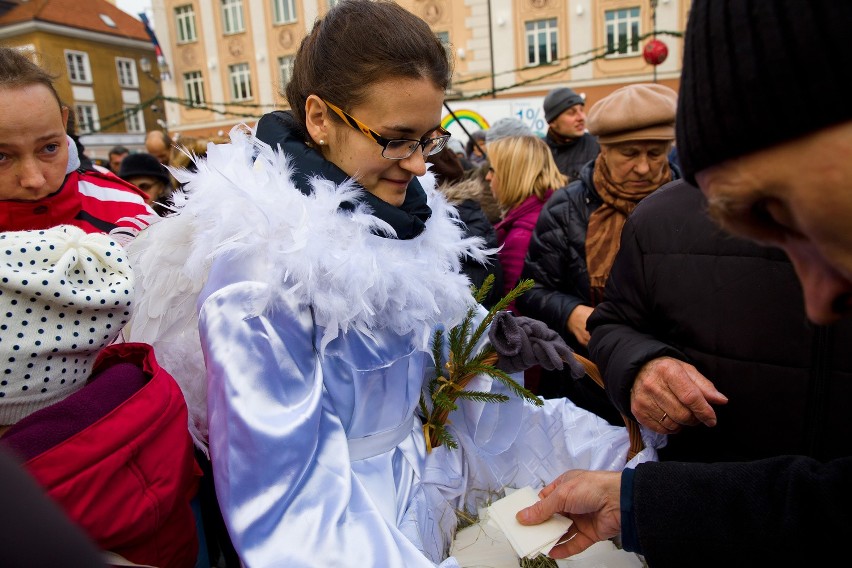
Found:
[198,257,447,568]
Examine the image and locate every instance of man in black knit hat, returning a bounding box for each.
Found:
[515,1,852,566]
[542,87,600,182]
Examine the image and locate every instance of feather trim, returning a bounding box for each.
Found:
[128,125,495,447]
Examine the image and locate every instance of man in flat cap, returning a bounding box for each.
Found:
[542,87,600,182]
[515,1,852,566]
[518,83,680,418]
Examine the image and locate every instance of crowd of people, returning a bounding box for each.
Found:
[0,0,849,566]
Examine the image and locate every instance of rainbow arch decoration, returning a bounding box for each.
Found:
[441,108,490,131]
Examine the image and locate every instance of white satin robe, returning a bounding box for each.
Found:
[199,246,653,568]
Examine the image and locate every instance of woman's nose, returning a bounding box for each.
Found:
[18,157,46,189]
[400,149,428,176]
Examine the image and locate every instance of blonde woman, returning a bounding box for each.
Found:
[486,135,566,310]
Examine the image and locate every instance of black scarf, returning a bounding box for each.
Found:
[255,111,432,240]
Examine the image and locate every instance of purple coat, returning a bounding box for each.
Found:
[494,189,553,312]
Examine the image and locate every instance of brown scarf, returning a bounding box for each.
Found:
[585,154,671,305]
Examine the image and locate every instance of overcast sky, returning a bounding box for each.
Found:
[115,0,153,23]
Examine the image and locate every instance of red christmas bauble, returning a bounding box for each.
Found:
[643,39,669,66]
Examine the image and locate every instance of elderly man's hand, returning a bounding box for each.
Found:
[516,470,622,559]
[631,357,728,434]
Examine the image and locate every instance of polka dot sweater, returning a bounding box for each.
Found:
[0,225,133,425]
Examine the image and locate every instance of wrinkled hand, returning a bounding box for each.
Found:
[516,470,622,559]
[566,305,593,347]
[489,312,582,376]
[631,357,728,434]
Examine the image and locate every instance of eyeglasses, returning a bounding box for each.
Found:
[322,98,451,160]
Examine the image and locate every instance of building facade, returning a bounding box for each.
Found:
[0,0,164,162]
[153,0,690,139]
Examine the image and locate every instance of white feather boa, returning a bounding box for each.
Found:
[127,125,496,449]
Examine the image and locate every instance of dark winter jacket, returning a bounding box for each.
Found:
[544,131,599,182]
[588,180,852,462]
[440,178,503,308]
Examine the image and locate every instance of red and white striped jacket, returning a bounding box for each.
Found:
[0,169,155,237]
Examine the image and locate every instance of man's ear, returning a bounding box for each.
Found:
[61,106,70,130]
[304,95,331,146]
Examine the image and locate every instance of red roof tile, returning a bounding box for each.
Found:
[0,0,150,42]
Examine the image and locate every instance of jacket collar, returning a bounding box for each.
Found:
[256,111,432,240]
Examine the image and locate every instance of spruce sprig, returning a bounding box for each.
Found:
[420,276,543,452]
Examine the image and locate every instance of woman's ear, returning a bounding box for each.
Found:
[304,95,330,147]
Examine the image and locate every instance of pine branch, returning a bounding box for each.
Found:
[420,277,542,451]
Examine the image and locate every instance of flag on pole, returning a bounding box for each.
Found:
[139,13,171,82]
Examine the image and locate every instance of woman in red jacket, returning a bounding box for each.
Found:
[0,47,155,238]
[486,135,566,313]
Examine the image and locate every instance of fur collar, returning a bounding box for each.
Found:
[163,126,493,350]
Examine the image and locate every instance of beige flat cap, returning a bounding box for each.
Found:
[587,83,678,144]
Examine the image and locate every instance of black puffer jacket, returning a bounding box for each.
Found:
[544,131,599,183]
[588,180,852,462]
[517,159,682,350]
[516,160,598,347]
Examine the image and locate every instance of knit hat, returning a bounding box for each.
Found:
[485,118,534,143]
[676,0,852,184]
[587,83,677,145]
[118,152,171,186]
[447,138,466,156]
[543,87,585,124]
[0,226,134,425]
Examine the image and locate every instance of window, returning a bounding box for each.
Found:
[75,104,99,134]
[277,56,295,93]
[65,50,92,83]
[435,31,453,68]
[123,105,144,133]
[175,4,198,43]
[272,0,297,24]
[184,71,206,106]
[605,7,641,56]
[222,0,245,34]
[525,19,558,66]
[116,58,138,88]
[229,63,252,101]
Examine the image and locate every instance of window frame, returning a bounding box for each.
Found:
[183,70,206,106]
[524,18,559,66]
[228,62,253,101]
[222,0,246,35]
[65,50,92,84]
[123,105,145,133]
[277,55,295,93]
[116,57,139,88]
[605,7,642,57]
[75,103,100,134]
[272,0,297,24]
[175,4,198,44]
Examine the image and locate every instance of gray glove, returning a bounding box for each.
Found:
[488,311,584,377]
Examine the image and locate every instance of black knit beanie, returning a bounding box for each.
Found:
[676,0,852,184]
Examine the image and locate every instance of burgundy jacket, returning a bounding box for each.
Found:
[494,189,553,312]
[0,342,201,568]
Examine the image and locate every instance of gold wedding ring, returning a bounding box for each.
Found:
[658,412,668,424]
